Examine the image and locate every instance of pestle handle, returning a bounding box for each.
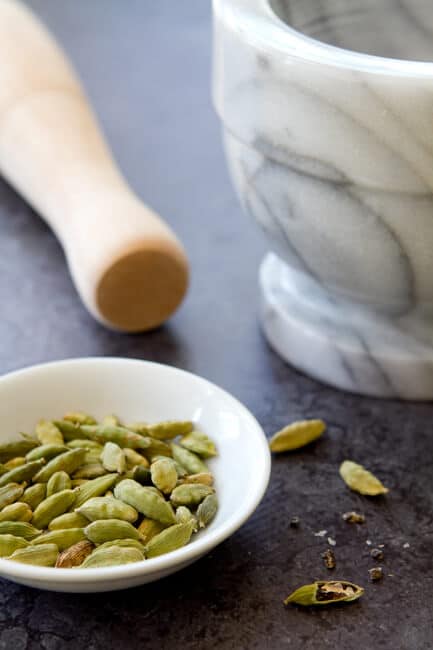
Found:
[0,0,189,331]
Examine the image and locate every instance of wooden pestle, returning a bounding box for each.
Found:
[0,0,189,331]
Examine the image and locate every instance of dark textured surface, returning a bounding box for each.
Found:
[0,2,431,649]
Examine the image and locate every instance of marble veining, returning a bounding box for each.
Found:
[214,0,433,398]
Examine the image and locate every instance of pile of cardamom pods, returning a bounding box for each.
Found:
[0,413,218,568]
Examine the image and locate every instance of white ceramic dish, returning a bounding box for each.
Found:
[0,358,270,592]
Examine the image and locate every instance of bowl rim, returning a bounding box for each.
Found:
[0,357,271,584]
[214,0,433,78]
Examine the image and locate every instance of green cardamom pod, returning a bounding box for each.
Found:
[171,444,208,474]
[0,483,24,509]
[63,412,97,425]
[76,496,138,523]
[0,534,29,556]
[339,460,388,496]
[84,519,141,544]
[26,444,68,462]
[83,448,104,465]
[31,528,86,550]
[196,493,218,528]
[0,440,38,462]
[269,419,326,452]
[102,415,120,427]
[0,521,41,539]
[72,464,107,479]
[33,448,86,483]
[54,420,88,440]
[81,545,143,568]
[150,458,178,494]
[72,473,118,509]
[55,540,95,568]
[114,479,176,525]
[137,518,167,543]
[67,439,102,450]
[144,521,195,558]
[48,512,89,531]
[4,457,26,469]
[175,506,198,531]
[170,484,214,507]
[178,472,214,486]
[284,581,364,606]
[21,483,46,509]
[143,420,193,440]
[101,442,126,474]
[123,448,149,469]
[179,430,217,458]
[0,502,33,523]
[32,489,76,529]
[9,543,59,567]
[46,471,72,497]
[80,425,154,450]
[0,460,45,488]
[35,420,64,446]
[95,538,144,552]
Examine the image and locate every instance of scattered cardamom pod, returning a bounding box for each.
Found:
[8,543,59,567]
[46,471,72,497]
[0,534,29,556]
[80,545,143,568]
[269,419,326,452]
[339,460,388,496]
[0,502,33,523]
[369,567,383,581]
[170,484,214,507]
[144,521,195,558]
[101,442,126,474]
[370,548,384,561]
[284,581,364,606]
[150,458,178,494]
[76,496,138,523]
[35,420,64,446]
[55,540,95,568]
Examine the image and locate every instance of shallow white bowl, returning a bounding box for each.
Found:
[0,357,270,592]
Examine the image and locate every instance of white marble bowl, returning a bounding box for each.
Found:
[0,358,270,592]
[214,0,433,399]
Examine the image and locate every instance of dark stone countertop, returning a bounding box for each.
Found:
[0,2,431,648]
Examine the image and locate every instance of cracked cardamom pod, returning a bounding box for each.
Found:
[269,419,326,452]
[284,581,364,606]
[339,460,388,496]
